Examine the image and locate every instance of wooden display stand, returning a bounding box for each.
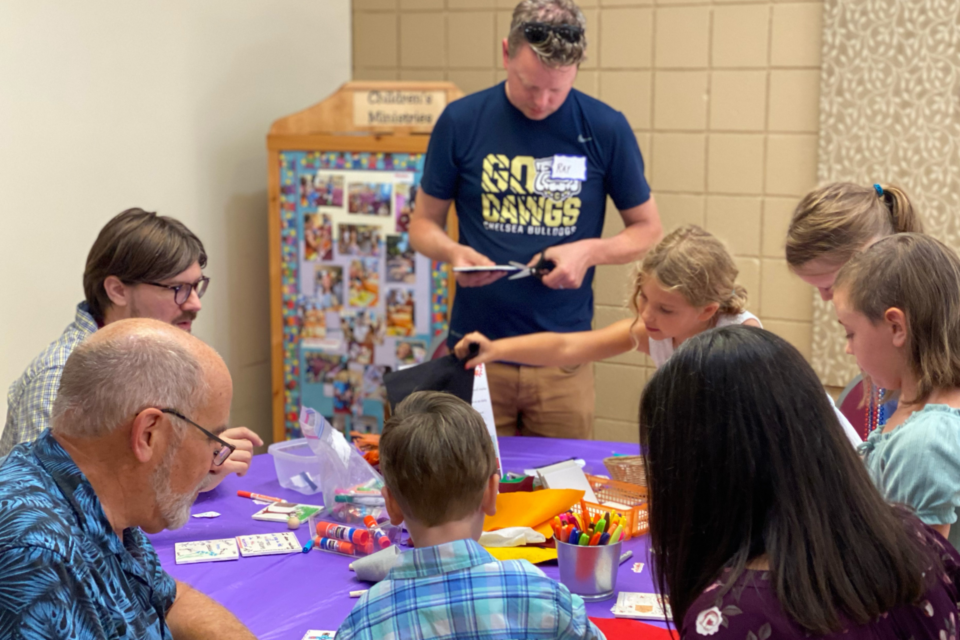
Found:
[267,82,463,443]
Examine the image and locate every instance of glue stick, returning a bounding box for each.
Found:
[316,521,371,546]
[316,537,356,555]
[363,515,391,550]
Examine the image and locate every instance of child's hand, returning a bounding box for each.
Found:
[454,332,496,369]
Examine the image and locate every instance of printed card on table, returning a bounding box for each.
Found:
[174,538,239,565]
[612,592,672,620]
[301,632,336,640]
[236,532,302,557]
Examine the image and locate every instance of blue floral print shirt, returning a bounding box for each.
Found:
[0,431,177,639]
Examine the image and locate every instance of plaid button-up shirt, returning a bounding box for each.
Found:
[337,538,606,640]
[1,303,97,458]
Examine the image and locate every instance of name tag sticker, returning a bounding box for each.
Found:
[551,155,587,181]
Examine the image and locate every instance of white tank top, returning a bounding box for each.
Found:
[647,310,761,368]
[643,310,863,447]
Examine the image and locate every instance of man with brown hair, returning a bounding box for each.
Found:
[409,0,662,440]
[1,208,262,482]
[336,390,604,640]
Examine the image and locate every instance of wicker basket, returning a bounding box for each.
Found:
[603,455,647,487]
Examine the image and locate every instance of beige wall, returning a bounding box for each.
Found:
[0,1,351,447]
[353,0,824,442]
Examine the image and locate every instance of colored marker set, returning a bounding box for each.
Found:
[302,516,392,556]
[552,508,625,546]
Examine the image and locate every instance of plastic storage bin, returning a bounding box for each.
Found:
[267,438,323,495]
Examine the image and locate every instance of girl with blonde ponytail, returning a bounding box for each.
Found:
[453,224,761,370]
[786,182,922,300]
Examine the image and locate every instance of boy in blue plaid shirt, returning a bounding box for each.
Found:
[336,391,605,640]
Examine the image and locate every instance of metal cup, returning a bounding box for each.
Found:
[555,537,622,601]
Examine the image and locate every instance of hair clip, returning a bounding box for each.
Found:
[873,183,884,198]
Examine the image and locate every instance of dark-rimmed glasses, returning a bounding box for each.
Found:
[160,408,235,466]
[521,21,583,45]
[141,276,210,305]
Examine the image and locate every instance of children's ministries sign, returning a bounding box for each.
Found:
[353,90,447,128]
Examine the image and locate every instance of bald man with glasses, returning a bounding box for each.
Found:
[1,208,262,483]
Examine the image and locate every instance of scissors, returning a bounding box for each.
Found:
[508,252,556,280]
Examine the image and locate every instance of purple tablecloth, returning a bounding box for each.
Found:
[149,436,656,640]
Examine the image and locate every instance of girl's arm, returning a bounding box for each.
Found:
[453,318,642,369]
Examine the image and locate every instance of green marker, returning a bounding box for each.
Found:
[578,533,590,546]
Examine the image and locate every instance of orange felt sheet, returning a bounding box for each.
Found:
[483,489,585,537]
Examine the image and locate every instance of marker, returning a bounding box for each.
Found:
[334,495,386,506]
[302,536,318,553]
[237,490,284,503]
[599,532,610,545]
[594,519,606,536]
[603,512,611,532]
[619,550,634,565]
[608,525,623,544]
[578,533,589,546]
[363,515,392,550]
[316,537,356,555]
[569,527,580,544]
[316,521,371,546]
[579,499,590,530]
[588,532,601,546]
[562,525,573,543]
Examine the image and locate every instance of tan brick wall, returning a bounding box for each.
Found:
[352,0,824,442]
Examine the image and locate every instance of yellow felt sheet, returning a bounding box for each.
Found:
[485,546,558,564]
[483,489,584,537]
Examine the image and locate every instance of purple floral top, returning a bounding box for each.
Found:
[683,519,960,640]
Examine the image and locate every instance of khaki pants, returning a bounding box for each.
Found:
[485,362,595,439]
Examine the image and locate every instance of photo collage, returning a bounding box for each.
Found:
[298,169,431,432]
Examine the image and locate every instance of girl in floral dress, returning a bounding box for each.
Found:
[640,325,960,639]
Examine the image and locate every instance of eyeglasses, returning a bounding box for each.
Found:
[160,408,235,466]
[521,21,583,45]
[141,276,210,305]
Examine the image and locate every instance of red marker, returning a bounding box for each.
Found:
[237,490,283,503]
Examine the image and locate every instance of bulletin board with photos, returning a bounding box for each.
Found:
[268,82,464,443]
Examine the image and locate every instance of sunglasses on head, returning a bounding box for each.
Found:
[521,21,583,45]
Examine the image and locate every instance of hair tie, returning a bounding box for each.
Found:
[873,183,884,198]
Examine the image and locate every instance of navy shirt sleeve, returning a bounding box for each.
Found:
[603,112,650,211]
[420,107,459,201]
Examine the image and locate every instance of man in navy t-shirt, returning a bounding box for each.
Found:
[409,0,662,439]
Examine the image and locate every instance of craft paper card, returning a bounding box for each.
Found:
[485,546,558,564]
[471,363,503,477]
[483,488,583,537]
[612,592,672,621]
[236,532,302,557]
[174,538,239,565]
[301,631,336,640]
[252,503,323,523]
[536,459,598,503]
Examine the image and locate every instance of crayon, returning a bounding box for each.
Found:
[316,521,371,546]
[316,537,355,555]
[363,515,391,550]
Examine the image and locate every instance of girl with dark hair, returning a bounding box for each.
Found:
[641,325,960,638]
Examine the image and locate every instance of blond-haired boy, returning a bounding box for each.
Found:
[336,391,605,640]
